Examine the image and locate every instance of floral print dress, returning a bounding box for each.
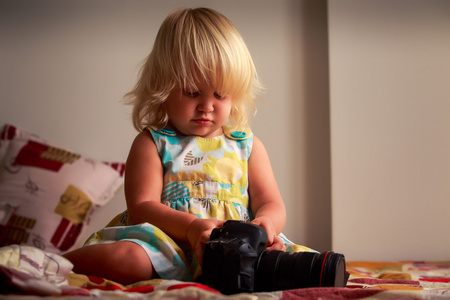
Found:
[84,126,313,281]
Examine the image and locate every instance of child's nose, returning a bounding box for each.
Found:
[197,96,214,112]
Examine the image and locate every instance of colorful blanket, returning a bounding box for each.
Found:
[1,245,449,299]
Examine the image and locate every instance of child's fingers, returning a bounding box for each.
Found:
[250,218,276,244]
[266,235,286,251]
[191,219,225,264]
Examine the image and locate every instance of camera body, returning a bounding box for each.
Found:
[201,220,348,295]
[201,220,268,294]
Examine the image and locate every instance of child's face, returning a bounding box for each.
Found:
[165,80,232,138]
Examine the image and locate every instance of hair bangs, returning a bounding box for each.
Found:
[172,8,254,102]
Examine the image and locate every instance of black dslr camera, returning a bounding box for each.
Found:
[201,220,349,295]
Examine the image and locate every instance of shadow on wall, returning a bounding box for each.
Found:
[288,0,331,252]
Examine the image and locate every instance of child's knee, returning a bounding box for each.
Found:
[112,241,156,281]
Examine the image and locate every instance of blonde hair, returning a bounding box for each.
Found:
[126,7,263,131]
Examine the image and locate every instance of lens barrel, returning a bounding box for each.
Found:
[255,250,347,292]
[318,251,347,287]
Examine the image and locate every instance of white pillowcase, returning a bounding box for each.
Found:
[0,124,125,254]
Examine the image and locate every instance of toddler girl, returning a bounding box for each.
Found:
[63,7,312,285]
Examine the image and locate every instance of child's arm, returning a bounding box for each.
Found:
[124,130,223,259]
[248,136,287,250]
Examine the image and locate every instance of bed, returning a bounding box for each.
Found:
[1,123,450,299]
[1,245,450,299]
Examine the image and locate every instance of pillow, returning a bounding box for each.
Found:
[0,124,125,254]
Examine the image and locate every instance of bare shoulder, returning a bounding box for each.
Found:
[126,130,161,177]
[248,135,273,181]
[132,129,155,147]
[252,135,263,147]
[249,135,269,161]
[127,130,158,157]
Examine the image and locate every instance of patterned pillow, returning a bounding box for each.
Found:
[0,124,125,254]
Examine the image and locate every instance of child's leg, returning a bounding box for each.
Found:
[63,241,156,285]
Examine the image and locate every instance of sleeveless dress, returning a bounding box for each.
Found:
[84,126,313,281]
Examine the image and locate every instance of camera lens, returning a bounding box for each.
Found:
[316,251,348,287]
[255,250,347,292]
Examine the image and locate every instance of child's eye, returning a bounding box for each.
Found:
[214,92,225,100]
[183,90,200,98]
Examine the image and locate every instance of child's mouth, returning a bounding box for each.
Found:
[193,119,212,125]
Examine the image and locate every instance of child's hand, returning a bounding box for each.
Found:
[251,217,286,251]
[187,218,224,264]
[266,235,286,251]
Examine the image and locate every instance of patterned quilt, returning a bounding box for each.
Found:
[1,245,449,299]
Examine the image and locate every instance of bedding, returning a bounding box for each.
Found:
[1,244,449,299]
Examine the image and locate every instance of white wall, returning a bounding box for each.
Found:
[0,1,331,251]
[329,0,450,260]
